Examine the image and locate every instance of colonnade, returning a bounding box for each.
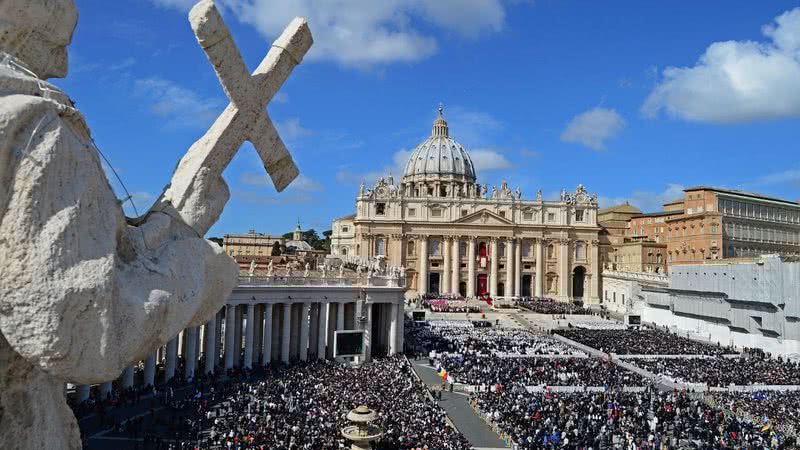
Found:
[74,299,404,402]
[415,235,599,300]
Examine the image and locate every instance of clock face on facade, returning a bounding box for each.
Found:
[576,193,586,203]
[377,188,386,196]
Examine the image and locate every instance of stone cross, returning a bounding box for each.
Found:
[159,0,313,234]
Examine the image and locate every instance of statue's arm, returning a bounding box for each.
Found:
[0,97,237,383]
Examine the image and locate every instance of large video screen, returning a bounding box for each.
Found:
[412,311,426,321]
[627,315,641,325]
[335,331,364,357]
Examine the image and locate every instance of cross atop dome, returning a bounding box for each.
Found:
[432,103,449,137]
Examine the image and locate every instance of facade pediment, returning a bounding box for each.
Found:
[455,209,513,225]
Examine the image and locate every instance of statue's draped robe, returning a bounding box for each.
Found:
[0,64,238,449]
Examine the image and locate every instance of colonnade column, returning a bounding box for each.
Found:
[442,236,451,294]
[505,238,514,298]
[363,303,372,362]
[185,326,197,379]
[121,367,134,389]
[317,302,328,360]
[262,303,273,364]
[514,239,522,297]
[559,238,570,301]
[282,302,291,363]
[490,238,498,297]
[337,301,345,331]
[299,303,310,361]
[224,304,236,369]
[535,239,544,297]
[204,315,216,375]
[389,303,398,355]
[143,352,156,387]
[99,382,112,399]
[165,336,178,381]
[451,237,460,295]
[418,237,429,294]
[467,237,476,298]
[76,385,90,403]
[243,304,255,368]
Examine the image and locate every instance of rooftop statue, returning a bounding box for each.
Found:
[0,1,312,448]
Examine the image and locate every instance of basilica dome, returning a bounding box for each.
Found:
[401,105,476,184]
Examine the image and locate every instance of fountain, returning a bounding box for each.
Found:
[340,405,384,450]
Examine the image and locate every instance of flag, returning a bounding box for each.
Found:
[761,423,771,432]
[437,367,448,379]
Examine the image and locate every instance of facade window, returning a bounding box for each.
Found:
[498,242,506,257]
[375,238,385,256]
[461,209,468,217]
[523,241,532,257]
[575,210,584,222]
[342,226,349,233]
[547,212,556,222]
[547,244,555,259]
[407,241,415,256]
[575,241,586,260]
[431,208,442,217]
[408,208,416,217]
[523,211,533,221]
[429,239,441,256]
[499,211,506,218]
[376,203,386,215]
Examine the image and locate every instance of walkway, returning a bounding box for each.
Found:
[410,359,509,449]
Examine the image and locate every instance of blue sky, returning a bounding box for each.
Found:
[59,0,800,237]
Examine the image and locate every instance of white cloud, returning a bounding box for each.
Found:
[273,92,289,104]
[151,0,510,67]
[561,107,625,150]
[275,118,313,140]
[520,148,541,158]
[470,148,512,172]
[122,191,155,216]
[643,7,800,123]
[109,57,137,71]
[134,77,223,128]
[750,168,800,187]
[599,184,685,213]
[336,148,411,185]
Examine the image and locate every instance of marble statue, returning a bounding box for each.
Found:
[515,186,522,199]
[320,264,326,278]
[481,183,488,197]
[400,266,406,278]
[304,262,310,277]
[249,259,257,277]
[339,264,345,278]
[0,1,312,448]
[356,265,363,278]
[267,259,274,277]
[491,186,498,199]
[536,189,543,201]
[286,265,294,278]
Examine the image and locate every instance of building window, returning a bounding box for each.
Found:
[575,241,586,260]
[498,242,506,257]
[431,208,442,217]
[376,203,386,215]
[575,209,584,222]
[408,241,415,256]
[461,209,468,217]
[547,244,555,259]
[499,211,506,218]
[523,211,533,221]
[342,226,349,233]
[547,212,556,222]
[408,208,416,217]
[429,239,441,256]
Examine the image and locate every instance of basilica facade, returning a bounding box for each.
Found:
[331,106,601,304]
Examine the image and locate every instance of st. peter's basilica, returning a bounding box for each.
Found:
[331,106,601,304]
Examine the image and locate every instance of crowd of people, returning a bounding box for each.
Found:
[556,328,738,356]
[110,356,471,450]
[632,355,800,386]
[516,297,590,315]
[712,390,800,436]
[423,298,481,313]
[472,389,795,449]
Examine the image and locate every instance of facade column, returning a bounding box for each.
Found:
[442,236,451,294]
[252,305,263,364]
[395,300,405,352]
[243,303,255,368]
[559,239,570,301]
[418,236,429,294]
[514,239,522,297]
[262,303,273,364]
[165,336,178,381]
[535,239,544,297]
[121,367,134,389]
[204,315,216,375]
[282,302,291,363]
[505,238,514,298]
[389,303,398,355]
[299,303,311,361]
[590,239,600,303]
[364,303,373,362]
[234,305,243,367]
[451,237,460,295]
[99,382,113,399]
[490,238,499,297]
[317,301,329,360]
[143,352,156,387]
[337,301,346,330]
[224,305,236,369]
[185,326,198,379]
[467,237,476,298]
